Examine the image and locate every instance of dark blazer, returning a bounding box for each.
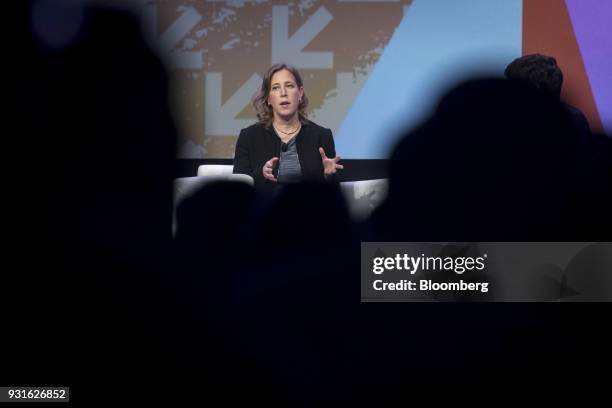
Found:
[233,120,337,189]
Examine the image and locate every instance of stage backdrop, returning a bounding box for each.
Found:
[136,0,610,159]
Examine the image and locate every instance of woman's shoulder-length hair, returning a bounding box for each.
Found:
[252,63,309,127]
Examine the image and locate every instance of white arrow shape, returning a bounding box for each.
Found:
[142,4,203,69]
[205,73,261,136]
[272,5,333,69]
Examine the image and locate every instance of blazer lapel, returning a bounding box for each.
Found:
[265,124,281,156]
[295,121,309,158]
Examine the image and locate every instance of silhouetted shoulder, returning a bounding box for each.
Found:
[562,102,591,136]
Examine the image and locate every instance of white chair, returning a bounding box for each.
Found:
[174,171,254,208]
[172,167,253,235]
[192,165,388,221]
[340,178,388,221]
[174,164,387,231]
[197,164,234,177]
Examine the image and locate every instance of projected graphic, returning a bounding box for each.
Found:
[141,0,610,159]
[143,0,410,158]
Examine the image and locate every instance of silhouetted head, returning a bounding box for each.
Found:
[175,181,256,245]
[257,181,351,249]
[504,54,563,100]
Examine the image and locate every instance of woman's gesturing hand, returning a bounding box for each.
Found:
[319,147,343,177]
[262,157,279,182]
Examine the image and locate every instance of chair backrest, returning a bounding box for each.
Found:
[197,164,234,177]
[340,178,389,221]
[172,173,254,236]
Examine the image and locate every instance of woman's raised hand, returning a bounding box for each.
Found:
[263,157,279,182]
[319,147,343,177]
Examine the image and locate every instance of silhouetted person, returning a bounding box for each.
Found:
[364,77,611,394]
[504,55,611,236]
[13,1,182,403]
[370,78,581,242]
[504,53,611,224]
[504,53,591,136]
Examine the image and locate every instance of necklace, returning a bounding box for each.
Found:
[273,122,300,135]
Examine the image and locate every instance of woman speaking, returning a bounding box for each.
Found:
[233,63,343,189]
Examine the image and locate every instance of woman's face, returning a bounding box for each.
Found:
[268,69,304,121]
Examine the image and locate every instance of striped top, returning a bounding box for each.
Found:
[277,135,302,184]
